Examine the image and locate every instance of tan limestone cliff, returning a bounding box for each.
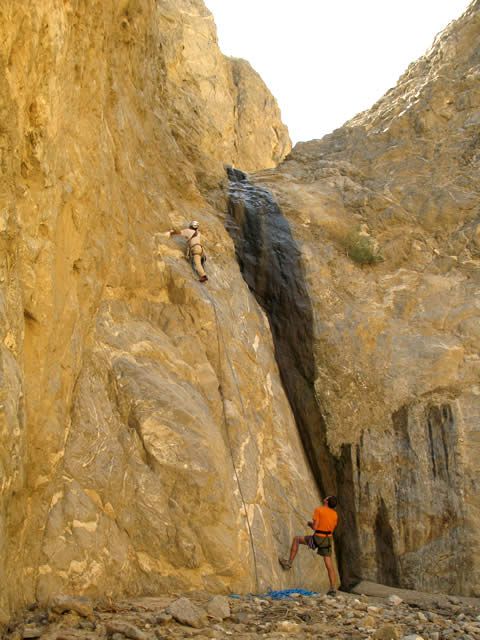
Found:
[0,0,306,624]
[2,0,477,625]
[236,0,480,596]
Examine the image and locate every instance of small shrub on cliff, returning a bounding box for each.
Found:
[343,230,383,265]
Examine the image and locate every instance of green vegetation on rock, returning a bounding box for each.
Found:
[343,230,384,265]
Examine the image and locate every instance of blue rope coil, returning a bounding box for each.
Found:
[229,588,317,600]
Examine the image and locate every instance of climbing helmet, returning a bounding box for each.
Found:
[189,220,200,230]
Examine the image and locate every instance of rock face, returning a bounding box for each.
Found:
[0,0,478,625]
[0,0,300,624]
[229,0,480,597]
[230,58,291,172]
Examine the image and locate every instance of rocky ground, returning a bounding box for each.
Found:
[2,586,479,640]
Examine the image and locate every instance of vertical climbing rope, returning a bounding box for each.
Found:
[204,288,310,524]
[203,286,315,587]
[203,288,260,592]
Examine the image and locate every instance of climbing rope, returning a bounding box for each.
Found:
[215,307,307,525]
[203,287,311,576]
[203,287,261,592]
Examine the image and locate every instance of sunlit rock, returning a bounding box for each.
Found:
[235,0,480,596]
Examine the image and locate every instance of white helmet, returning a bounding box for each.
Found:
[189,220,199,230]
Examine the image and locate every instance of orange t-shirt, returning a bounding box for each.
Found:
[312,506,338,537]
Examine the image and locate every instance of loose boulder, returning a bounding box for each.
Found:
[207,595,231,620]
[167,597,208,629]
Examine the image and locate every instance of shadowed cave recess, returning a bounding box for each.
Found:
[226,168,361,590]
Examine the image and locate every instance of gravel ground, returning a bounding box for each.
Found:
[2,586,480,640]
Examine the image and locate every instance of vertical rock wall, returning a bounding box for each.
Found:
[1,0,477,621]
[227,171,362,589]
[242,0,480,596]
[0,0,312,623]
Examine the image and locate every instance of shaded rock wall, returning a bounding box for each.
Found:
[244,0,480,596]
[227,171,362,589]
[227,173,335,495]
[0,0,309,623]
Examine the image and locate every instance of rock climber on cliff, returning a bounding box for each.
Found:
[166,220,208,282]
[279,495,339,596]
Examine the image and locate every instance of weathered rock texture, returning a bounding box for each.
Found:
[0,0,305,624]
[4,586,480,640]
[1,0,478,624]
[230,0,480,597]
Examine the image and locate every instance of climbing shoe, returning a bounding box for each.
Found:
[199,275,208,283]
[279,558,292,571]
[326,589,337,597]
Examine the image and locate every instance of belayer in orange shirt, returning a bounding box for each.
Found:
[279,495,339,596]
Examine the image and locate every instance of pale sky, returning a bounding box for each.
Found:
[204,0,470,144]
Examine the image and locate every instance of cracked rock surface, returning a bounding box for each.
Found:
[1,0,479,627]
[234,0,480,596]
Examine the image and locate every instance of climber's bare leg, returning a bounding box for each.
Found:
[192,254,206,278]
[323,555,337,590]
[280,536,310,569]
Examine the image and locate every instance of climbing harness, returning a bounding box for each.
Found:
[309,535,332,555]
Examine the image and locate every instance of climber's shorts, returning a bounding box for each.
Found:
[190,245,203,256]
[189,244,206,264]
[306,535,332,557]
